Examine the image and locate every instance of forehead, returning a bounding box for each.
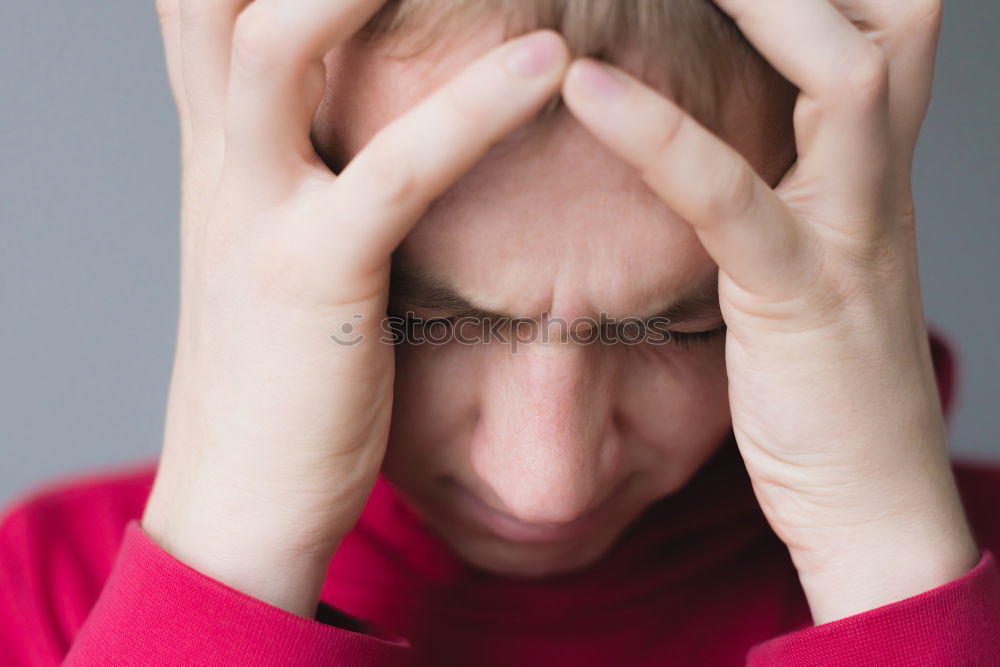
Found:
[315,22,792,318]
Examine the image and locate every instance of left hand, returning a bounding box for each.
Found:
[561,0,979,624]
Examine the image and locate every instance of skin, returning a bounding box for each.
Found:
[312,21,797,580]
[145,0,978,630]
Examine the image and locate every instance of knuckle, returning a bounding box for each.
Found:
[359,137,420,208]
[704,159,757,222]
[232,8,285,73]
[840,45,889,103]
[443,82,489,132]
[644,112,685,178]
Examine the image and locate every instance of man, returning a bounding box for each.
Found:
[2,0,998,664]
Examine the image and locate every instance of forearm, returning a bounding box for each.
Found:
[789,458,979,624]
[141,445,340,619]
[141,504,333,619]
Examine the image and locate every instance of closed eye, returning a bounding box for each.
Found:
[667,325,727,348]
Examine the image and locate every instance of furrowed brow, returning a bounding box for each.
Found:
[644,273,722,325]
[389,261,722,325]
[388,262,513,321]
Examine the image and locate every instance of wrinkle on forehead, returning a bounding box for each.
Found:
[314,14,794,320]
[392,117,715,321]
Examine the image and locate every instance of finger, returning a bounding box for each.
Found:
[712,0,878,103]
[178,0,250,146]
[712,0,891,207]
[312,30,570,277]
[222,0,388,190]
[155,0,191,158]
[827,0,944,173]
[562,58,818,299]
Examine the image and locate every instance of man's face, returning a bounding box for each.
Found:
[315,19,794,578]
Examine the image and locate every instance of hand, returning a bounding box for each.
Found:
[560,0,979,624]
[144,0,569,618]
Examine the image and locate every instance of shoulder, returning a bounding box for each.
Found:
[952,456,1000,556]
[0,459,156,569]
[0,460,157,641]
[1,459,156,546]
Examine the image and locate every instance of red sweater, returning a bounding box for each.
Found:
[2,330,999,666]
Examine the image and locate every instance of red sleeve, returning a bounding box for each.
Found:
[66,520,411,666]
[0,508,411,666]
[746,549,1000,666]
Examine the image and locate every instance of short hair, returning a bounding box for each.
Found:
[357,0,796,135]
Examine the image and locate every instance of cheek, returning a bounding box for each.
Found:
[382,343,482,480]
[383,340,732,484]
[615,342,732,474]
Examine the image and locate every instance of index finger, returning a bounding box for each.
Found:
[561,58,815,301]
[712,0,880,104]
[311,30,571,277]
[825,0,944,174]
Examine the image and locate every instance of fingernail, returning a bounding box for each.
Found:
[505,32,562,78]
[570,59,628,100]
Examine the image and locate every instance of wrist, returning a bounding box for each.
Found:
[789,504,979,625]
[142,481,343,619]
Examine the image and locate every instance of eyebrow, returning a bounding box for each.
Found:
[388,261,722,326]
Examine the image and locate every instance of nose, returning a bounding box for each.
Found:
[470,337,622,527]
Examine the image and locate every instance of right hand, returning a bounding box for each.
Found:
[143,0,569,618]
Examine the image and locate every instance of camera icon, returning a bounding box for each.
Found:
[330,314,365,346]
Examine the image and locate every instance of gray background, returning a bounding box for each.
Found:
[1,2,998,505]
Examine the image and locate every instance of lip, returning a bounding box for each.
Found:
[448,480,623,544]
